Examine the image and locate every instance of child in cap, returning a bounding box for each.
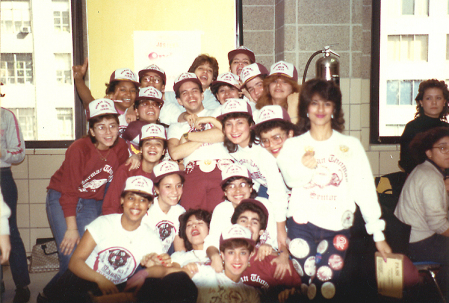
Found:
[103,123,167,215]
[143,161,186,253]
[209,72,241,105]
[253,105,300,158]
[45,99,133,288]
[41,176,165,303]
[228,46,256,77]
[171,209,212,267]
[256,61,301,124]
[164,54,221,112]
[72,59,140,133]
[232,199,301,301]
[240,62,269,105]
[204,163,278,273]
[219,98,290,253]
[167,73,232,213]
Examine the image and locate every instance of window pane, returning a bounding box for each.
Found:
[387,80,399,105]
[402,0,414,15]
[415,35,428,61]
[400,81,412,105]
[415,0,428,15]
[388,35,400,61]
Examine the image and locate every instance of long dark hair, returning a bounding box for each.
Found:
[414,79,449,120]
[297,79,345,134]
[178,209,211,252]
[410,127,449,166]
[221,113,257,153]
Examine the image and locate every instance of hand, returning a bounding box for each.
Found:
[185,114,198,128]
[182,262,199,275]
[60,229,80,255]
[96,275,119,295]
[72,58,88,81]
[210,254,224,273]
[125,109,137,124]
[155,253,172,267]
[125,154,141,171]
[271,252,292,280]
[0,234,11,264]
[140,253,157,267]
[301,151,317,169]
[278,287,296,303]
[124,269,149,293]
[375,240,392,262]
[256,244,273,261]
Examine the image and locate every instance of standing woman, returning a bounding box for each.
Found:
[0,107,30,302]
[399,79,449,174]
[45,99,130,285]
[277,79,391,300]
[256,61,301,124]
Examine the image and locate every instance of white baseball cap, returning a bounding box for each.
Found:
[269,61,298,82]
[88,98,118,119]
[123,176,154,196]
[136,87,164,106]
[240,63,269,87]
[228,46,256,64]
[173,72,202,93]
[211,72,240,90]
[253,105,291,127]
[138,64,166,84]
[217,98,252,120]
[109,68,140,86]
[140,124,166,141]
[151,161,185,183]
[220,163,251,185]
[219,224,256,247]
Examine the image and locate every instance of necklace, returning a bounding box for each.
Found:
[96,147,111,161]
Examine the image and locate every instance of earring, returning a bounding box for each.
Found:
[307,113,309,118]
[331,114,334,119]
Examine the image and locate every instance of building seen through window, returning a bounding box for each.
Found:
[0,0,75,141]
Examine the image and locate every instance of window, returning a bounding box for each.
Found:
[0,53,33,84]
[56,108,73,139]
[55,53,72,84]
[0,1,31,34]
[53,0,70,32]
[371,1,449,143]
[387,35,428,62]
[7,108,36,140]
[401,0,429,16]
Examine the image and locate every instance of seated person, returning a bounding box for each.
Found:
[395,126,449,300]
[233,199,301,301]
[102,124,166,215]
[40,176,164,303]
[171,209,212,267]
[399,79,449,174]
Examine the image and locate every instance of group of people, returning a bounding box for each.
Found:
[2,45,448,303]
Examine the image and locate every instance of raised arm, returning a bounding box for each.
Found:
[73,58,95,109]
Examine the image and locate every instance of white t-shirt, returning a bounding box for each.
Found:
[167,108,230,165]
[171,250,209,267]
[192,265,260,303]
[142,198,186,253]
[85,214,163,284]
[204,197,278,251]
[165,89,220,112]
[231,144,289,222]
[159,102,182,126]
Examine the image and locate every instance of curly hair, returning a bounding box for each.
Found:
[188,54,219,83]
[256,75,301,110]
[221,113,257,153]
[414,79,449,120]
[178,209,211,252]
[409,126,449,166]
[297,79,345,134]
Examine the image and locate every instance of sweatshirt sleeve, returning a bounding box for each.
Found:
[421,175,449,235]
[1,109,25,165]
[115,138,131,165]
[0,189,11,235]
[102,164,128,215]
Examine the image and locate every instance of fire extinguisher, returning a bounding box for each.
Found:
[302,46,340,86]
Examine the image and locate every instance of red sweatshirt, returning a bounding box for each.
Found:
[240,249,301,290]
[48,137,128,217]
[102,164,153,215]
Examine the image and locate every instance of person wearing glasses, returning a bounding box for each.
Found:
[399,79,449,174]
[44,99,134,290]
[395,126,449,301]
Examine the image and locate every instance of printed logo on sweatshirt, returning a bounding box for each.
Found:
[93,246,136,284]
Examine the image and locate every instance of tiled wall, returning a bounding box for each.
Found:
[16,0,401,255]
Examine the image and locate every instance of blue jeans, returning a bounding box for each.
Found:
[44,189,103,290]
[1,168,30,287]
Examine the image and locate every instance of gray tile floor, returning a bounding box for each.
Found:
[1,265,54,303]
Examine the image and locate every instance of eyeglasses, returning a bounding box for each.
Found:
[94,124,119,133]
[226,182,250,191]
[261,134,286,148]
[433,145,449,154]
[138,100,162,109]
[141,76,162,84]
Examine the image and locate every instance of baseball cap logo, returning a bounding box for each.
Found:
[273,62,288,72]
[260,108,276,120]
[147,64,163,73]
